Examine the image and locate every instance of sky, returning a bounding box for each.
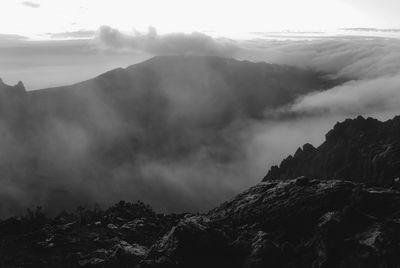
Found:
[0,0,400,37]
[1,0,400,90]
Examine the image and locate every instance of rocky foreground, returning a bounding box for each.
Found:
[2,177,400,267]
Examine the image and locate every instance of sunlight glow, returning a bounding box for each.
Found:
[0,0,377,38]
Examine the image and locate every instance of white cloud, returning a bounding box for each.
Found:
[95,26,238,56]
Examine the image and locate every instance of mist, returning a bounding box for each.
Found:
[1,28,400,218]
[258,37,400,123]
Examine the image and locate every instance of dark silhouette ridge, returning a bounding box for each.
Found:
[264,115,400,186]
[0,78,26,92]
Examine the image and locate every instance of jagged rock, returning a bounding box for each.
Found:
[264,115,400,187]
[139,179,400,267]
[244,231,280,268]
[79,257,105,267]
[107,223,118,230]
[0,78,26,93]
[140,215,236,268]
[295,176,311,186]
[3,180,400,267]
[112,240,147,257]
[57,221,77,232]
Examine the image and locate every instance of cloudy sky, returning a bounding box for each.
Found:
[1,0,400,89]
[1,0,400,36]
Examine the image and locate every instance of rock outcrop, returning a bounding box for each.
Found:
[0,78,26,93]
[264,116,400,186]
[3,179,400,267]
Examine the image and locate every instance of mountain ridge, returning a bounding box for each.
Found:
[264,115,400,186]
[0,55,342,216]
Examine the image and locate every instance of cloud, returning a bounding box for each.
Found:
[46,30,96,39]
[341,28,400,33]
[95,26,238,56]
[0,34,28,42]
[249,37,400,119]
[234,36,400,180]
[290,75,400,119]
[245,38,400,79]
[20,1,40,8]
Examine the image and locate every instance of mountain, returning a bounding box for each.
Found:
[0,55,341,216]
[263,115,400,186]
[2,177,400,267]
[0,78,25,92]
[26,55,338,160]
[0,78,27,124]
[1,100,400,266]
[30,55,339,120]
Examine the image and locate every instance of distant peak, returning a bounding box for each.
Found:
[16,81,26,91]
[0,78,26,92]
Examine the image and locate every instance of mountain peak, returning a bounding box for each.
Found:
[15,81,26,91]
[264,115,400,186]
[325,116,381,142]
[0,78,26,92]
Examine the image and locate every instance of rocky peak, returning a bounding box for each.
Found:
[15,81,26,91]
[264,115,400,186]
[0,78,26,93]
[325,116,381,142]
[302,143,315,151]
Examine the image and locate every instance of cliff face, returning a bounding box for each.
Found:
[264,116,400,186]
[2,178,400,267]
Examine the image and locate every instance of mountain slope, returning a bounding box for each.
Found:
[28,55,338,129]
[264,115,400,186]
[0,55,342,216]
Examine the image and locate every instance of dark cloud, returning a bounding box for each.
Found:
[46,30,96,39]
[20,1,40,8]
[95,26,239,57]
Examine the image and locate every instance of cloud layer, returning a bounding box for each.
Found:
[46,30,96,39]
[96,26,238,57]
[258,38,400,119]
